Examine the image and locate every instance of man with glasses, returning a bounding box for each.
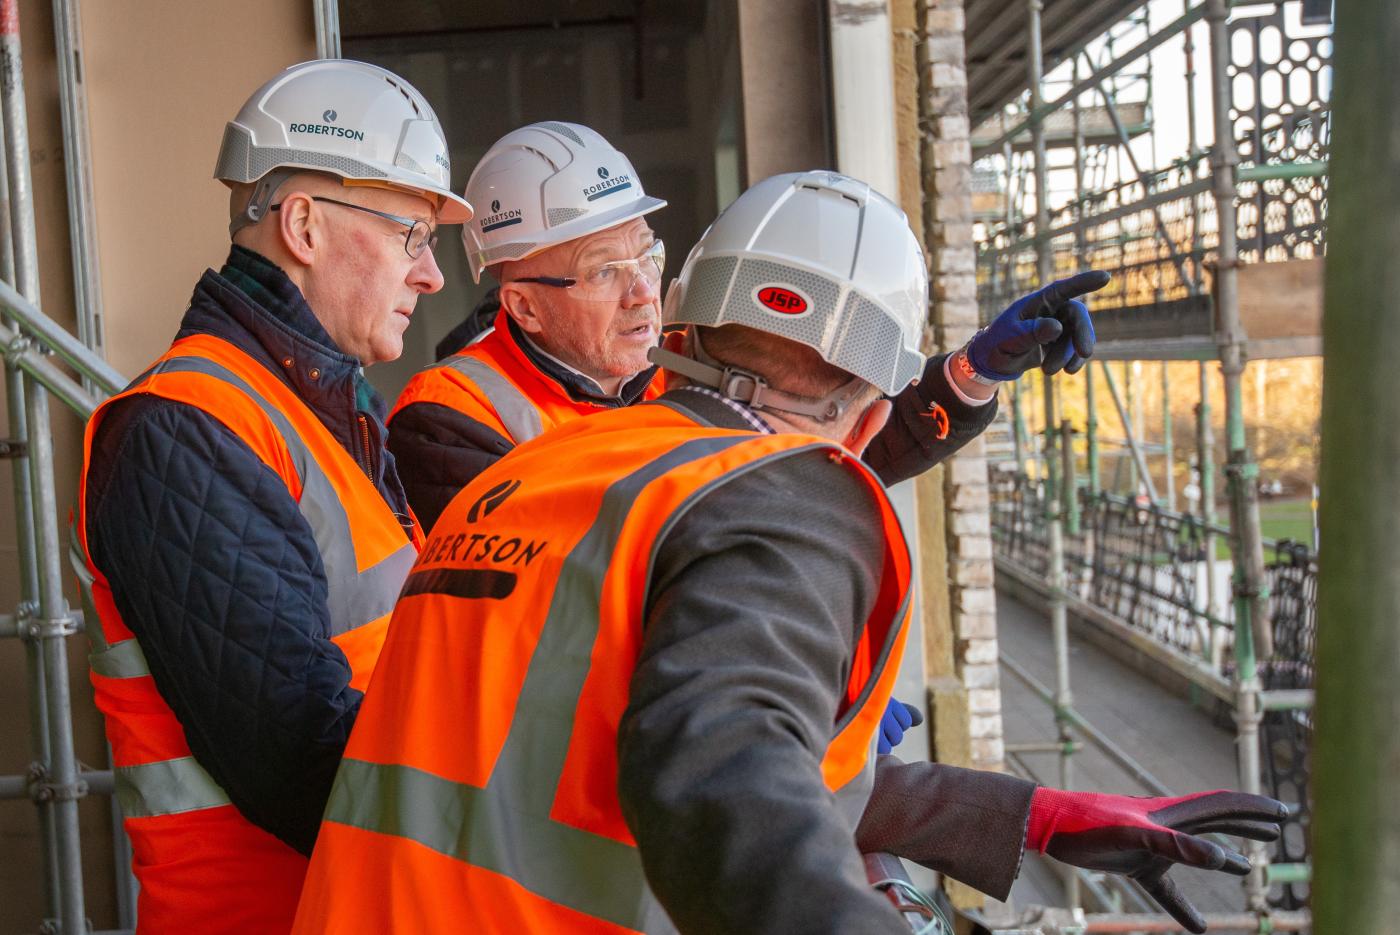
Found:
[391,123,1023,548]
[388,122,671,532]
[74,60,470,932]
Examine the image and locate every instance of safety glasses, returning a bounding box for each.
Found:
[512,240,665,303]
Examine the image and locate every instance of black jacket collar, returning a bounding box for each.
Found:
[174,246,409,521]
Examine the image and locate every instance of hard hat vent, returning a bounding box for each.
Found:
[547,207,586,226]
[214,124,391,185]
[677,257,740,326]
[536,121,585,145]
[832,292,903,392]
[480,241,540,264]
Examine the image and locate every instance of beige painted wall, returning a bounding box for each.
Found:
[0,2,314,929]
[81,0,316,378]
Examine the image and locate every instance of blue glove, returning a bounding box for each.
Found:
[877,698,924,755]
[966,270,1110,380]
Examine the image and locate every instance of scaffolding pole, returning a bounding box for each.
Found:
[1027,0,1077,909]
[1312,0,1400,927]
[1097,361,1160,503]
[313,0,341,59]
[51,0,104,360]
[0,3,89,931]
[1205,0,1270,914]
[1161,363,1174,511]
[1,0,59,926]
[1196,363,1221,664]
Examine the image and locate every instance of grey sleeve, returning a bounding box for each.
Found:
[617,451,910,935]
[857,756,1034,900]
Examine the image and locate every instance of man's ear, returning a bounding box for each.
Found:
[498,282,546,335]
[276,190,318,266]
[658,327,689,391]
[663,327,687,355]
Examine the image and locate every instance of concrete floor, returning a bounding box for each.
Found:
[993,589,1252,919]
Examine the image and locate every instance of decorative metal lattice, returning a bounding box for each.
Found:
[1260,540,1316,909]
[1230,4,1332,263]
[976,0,1332,323]
[991,471,1219,655]
[991,471,1317,906]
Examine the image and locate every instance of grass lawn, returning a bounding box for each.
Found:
[1210,497,1316,558]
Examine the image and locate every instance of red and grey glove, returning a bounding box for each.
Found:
[1026,787,1287,933]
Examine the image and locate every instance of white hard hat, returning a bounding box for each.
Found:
[660,171,927,396]
[462,121,667,282]
[215,59,473,235]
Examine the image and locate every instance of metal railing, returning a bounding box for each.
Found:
[0,5,343,931]
[991,468,1316,913]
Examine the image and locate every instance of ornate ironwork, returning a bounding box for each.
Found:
[1230,5,1332,263]
[991,471,1317,901]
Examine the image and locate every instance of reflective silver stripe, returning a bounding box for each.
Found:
[69,533,111,654]
[438,355,544,444]
[328,435,752,932]
[90,639,149,680]
[148,357,413,636]
[115,756,231,819]
[327,759,672,932]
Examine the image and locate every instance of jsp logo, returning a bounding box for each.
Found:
[323,109,338,123]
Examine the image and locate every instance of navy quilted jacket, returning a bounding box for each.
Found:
[83,246,415,855]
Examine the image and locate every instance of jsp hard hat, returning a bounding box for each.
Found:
[462,121,667,282]
[657,171,927,397]
[215,59,473,236]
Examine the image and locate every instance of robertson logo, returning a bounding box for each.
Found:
[289,121,365,141]
[755,285,810,316]
[323,109,338,122]
[480,202,523,232]
[583,170,632,201]
[467,479,521,523]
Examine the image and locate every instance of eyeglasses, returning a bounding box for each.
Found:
[512,240,665,303]
[270,195,438,259]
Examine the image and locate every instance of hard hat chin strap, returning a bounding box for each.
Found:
[229,167,302,239]
[647,330,867,424]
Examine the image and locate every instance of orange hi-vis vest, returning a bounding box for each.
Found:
[292,401,913,935]
[74,333,424,934]
[390,309,664,445]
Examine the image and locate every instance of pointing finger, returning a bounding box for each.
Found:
[1037,270,1112,314]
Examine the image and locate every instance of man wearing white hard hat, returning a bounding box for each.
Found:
[74,60,470,932]
[292,172,1282,935]
[388,121,670,531]
[389,122,1086,537]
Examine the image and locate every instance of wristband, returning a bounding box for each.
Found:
[953,345,1003,386]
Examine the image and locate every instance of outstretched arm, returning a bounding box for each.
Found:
[865,271,1110,486]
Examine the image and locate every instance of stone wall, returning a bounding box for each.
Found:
[916,0,1005,775]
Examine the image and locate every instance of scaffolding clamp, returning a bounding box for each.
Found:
[17,606,81,640]
[25,762,88,804]
[1223,460,1260,481]
[0,437,27,458]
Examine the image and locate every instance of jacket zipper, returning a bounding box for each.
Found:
[356,413,374,481]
